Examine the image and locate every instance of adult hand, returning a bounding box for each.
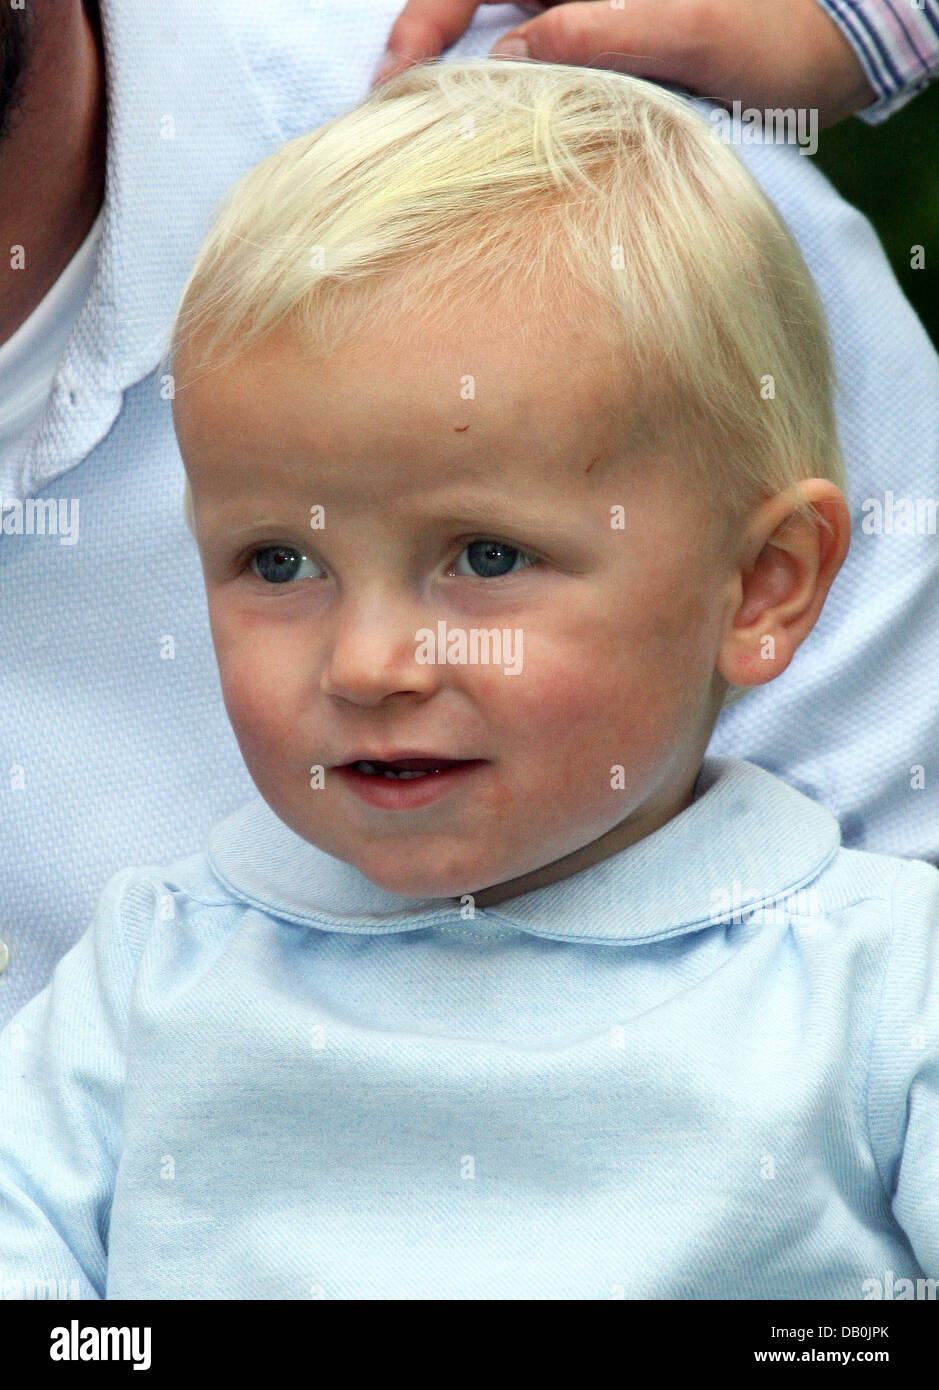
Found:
[373,0,876,128]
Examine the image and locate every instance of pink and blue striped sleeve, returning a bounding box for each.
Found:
[818,0,939,121]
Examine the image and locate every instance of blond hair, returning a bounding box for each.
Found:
[174,59,844,701]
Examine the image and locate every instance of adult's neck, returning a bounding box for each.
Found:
[0,0,106,346]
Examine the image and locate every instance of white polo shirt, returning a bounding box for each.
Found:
[0,211,103,471]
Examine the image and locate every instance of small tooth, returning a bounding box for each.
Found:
[353,761,431,779]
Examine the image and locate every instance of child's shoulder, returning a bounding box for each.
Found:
[809,842,939,943]
[817,842,938,899]
[97,833,254,954]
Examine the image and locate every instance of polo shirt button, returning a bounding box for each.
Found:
[0,939,9,974]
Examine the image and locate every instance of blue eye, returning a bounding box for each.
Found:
[454,540,537,579]
[250,546,319,584]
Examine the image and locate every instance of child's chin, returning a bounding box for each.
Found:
[353,853,493,904]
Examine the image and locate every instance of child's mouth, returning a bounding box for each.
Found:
[351,758,465,779]
[335,757,486,809]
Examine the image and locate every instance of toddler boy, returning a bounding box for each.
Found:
[0,60,936,1300]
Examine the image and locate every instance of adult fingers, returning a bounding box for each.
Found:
[373,0,493,87]
[489,0,712,88]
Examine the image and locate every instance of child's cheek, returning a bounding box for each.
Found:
[488,630,625,736]
[214,640,296,773]
[483,643,627,801]
[500,630,686,803]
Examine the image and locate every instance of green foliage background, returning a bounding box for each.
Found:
[812,82,938,348]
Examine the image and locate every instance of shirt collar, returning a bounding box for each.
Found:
[205,757,841,944]
[0,209,103,448]
[20,0,285,498]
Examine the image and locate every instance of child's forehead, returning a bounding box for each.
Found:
[177,314,634,481]
[171,293,736,546]
[175,336,745,564]
[179,263,622,397]
[179,326,734,567]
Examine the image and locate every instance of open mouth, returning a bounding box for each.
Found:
[336,756,486,810]
[348,758,470,780]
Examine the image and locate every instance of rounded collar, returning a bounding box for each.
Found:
[205,757,841,944]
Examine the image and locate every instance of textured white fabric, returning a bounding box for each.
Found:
[0,0,936,1029]
[0,210,103,470]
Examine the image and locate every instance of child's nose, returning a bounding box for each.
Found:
[319,590,440,707]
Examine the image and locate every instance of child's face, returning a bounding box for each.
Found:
[175,298,741,906]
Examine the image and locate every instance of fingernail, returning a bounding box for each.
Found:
[490,35,529,59]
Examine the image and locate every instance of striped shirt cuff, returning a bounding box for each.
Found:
[817,0,939,122]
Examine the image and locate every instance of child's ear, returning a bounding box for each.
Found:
[717,480,850,689]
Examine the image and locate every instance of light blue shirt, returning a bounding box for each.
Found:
[0,0,937,1033]
[0,758,937,1300]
